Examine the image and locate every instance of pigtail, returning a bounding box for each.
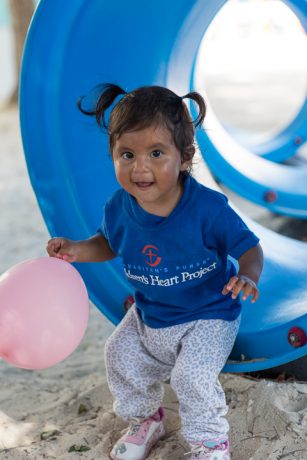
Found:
[182,91,206,128]
[77,83,126,129]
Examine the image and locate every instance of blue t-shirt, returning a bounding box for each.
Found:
[99,176,259,328]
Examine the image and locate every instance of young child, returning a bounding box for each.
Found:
[47,84,263,460]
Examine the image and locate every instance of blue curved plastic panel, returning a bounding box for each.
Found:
[20,0,307,372]
[195,113,307,218]
[165,0,307,218]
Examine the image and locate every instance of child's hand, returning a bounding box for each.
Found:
[222,275,259,303]
[46,237,78,263]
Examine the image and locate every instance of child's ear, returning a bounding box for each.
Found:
[180,145,195,171]
[180,159,192,172]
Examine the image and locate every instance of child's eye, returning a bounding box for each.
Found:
[151,150,163,158]
[122,151,134,160]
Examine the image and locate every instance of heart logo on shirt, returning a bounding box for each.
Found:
[142,244,162,267]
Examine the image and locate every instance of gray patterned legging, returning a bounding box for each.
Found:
[104,305,240,443]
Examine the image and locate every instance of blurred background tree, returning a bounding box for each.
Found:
[7,0,34,104]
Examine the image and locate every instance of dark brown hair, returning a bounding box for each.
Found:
[78,84,206,176]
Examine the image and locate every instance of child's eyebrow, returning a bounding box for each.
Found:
[147,142,169,150]
[115,145,133,151]
[115,142,170,151]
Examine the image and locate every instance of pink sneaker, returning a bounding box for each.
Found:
[110,407,165,460]
[186,439,230,460]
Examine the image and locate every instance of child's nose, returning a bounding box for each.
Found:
[133,155,149,172]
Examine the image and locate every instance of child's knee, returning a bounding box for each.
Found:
[171,362,217,397]
[104,327,137,366]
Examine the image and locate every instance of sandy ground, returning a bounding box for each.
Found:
[0,107,307,460]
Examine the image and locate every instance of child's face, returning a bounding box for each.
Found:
[112,124,190,216]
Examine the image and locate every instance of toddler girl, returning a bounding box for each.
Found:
[47,84,263,460]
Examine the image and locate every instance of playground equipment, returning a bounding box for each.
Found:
[193,0,307,163]
[166,0,307,217]
[195,110,307,218]
[20,0,307,372]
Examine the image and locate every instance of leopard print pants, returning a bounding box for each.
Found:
[104,305,240,443]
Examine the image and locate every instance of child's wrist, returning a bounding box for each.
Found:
[237,273,258,286]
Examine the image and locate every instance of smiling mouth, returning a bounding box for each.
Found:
[135,182,154,190]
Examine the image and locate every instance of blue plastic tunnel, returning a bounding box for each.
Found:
[20,0,307,372]
[207,0,307,163]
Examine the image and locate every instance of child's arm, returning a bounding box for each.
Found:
[46,233,116,263]
[222,243,263,303]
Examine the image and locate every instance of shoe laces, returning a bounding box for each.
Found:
[126,418,151,438]
[184,440,227,457]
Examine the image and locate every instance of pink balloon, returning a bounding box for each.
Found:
[0,257,89,369]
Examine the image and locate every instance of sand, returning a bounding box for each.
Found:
[0,107,307,460]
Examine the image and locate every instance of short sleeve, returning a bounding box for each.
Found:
[96,204,109,241]
[205,204,260,260]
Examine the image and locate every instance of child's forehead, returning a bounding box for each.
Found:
[115,123,174,147]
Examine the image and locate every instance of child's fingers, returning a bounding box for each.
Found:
[46,239,60,256]
[251,288,259,303]
[222,276,259,302]
[222,276,239,295]
[241,284,254,301]
[229,278,246,299]
[240,282,259,303]
[55,253,75,263]
[46,238,73,260]
[47,237,61,247]
[222,276,244,298]
[222,276,238,295]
